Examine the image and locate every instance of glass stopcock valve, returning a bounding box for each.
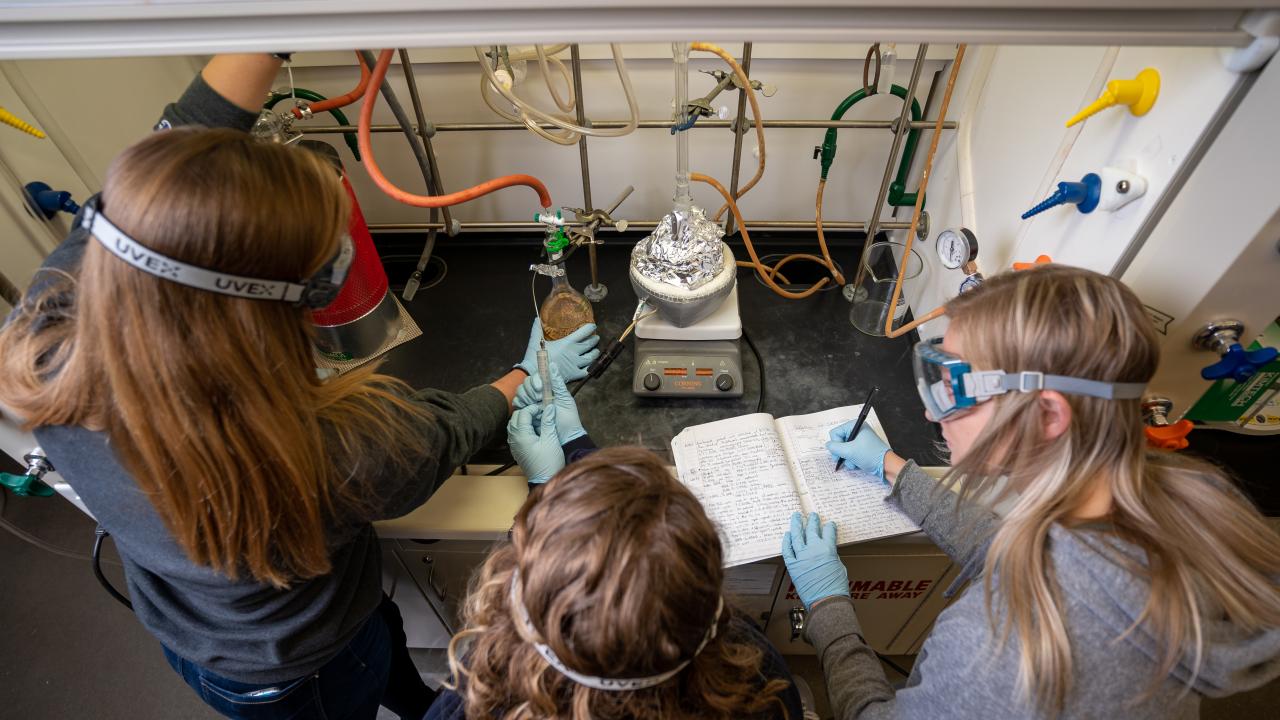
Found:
[1021,174,1101,219]
[1193,319,1279,382]
[0,448,56,498]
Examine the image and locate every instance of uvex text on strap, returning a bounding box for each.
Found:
[82,197,352,309]
[509,569,723,692]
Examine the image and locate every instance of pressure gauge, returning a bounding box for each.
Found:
[936,227,978,270]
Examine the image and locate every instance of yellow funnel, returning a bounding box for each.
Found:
[0,106,45,138]
[1066,68,1160,127]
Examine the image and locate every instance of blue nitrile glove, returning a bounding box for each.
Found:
[516,318,601,382]
[512,365,587,442]
[507,404,566,484]
[827,420,890,482]
[782,511,850,610]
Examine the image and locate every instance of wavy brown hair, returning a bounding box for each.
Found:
[446,446,791,719]
[942,265,1280,711]
[0,127,427,588]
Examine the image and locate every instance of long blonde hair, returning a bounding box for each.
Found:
[943,265,1280,711]
[447,447,791,720]
[0,127,426,588]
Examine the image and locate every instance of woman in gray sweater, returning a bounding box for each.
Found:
[782,266,1280,718]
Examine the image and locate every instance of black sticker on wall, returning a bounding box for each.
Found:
[1144,305,1174,335]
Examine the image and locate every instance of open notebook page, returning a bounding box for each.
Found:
[670,413,803,567]
[776,406,919,545]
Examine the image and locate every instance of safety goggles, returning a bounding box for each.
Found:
[912,337,1147,422]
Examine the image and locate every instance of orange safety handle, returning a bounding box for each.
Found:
[1145,420,1193,451]
[357,49,553,209]
[292,51,371,119]
[1013,254,1052,271]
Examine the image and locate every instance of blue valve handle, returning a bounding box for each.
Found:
[1021,173,1101,219]
[24,181,80,220]
[1201,343,1279,382]
[670,113,700,134]
[0,472,55,497]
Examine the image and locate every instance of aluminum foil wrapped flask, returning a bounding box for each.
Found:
[629,206,736,327]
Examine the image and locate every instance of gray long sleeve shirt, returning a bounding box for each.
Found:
[19,74,511,683]
[806,461,1280,718]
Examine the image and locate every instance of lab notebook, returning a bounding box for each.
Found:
[671,405,919,567]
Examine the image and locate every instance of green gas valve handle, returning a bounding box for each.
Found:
[0,450,56,497]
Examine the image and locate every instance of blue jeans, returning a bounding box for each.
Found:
[164,595,433,720]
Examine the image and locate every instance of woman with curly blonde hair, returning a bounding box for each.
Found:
[426,445,803,720]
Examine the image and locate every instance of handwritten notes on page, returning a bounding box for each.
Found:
[777,406,919,544]
[671,414,802,566]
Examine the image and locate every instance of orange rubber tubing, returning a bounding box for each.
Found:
[689,42,767,223]
[694,172,831,300]
[358,49,553,209]
[292,51,370,119]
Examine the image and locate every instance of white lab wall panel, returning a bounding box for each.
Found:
[899,44,1239,341]
[1122,56,1280,419]
[880,45,1114,339]
[0,68,80,306]
[9,57,195,184]
[1007,46,1237,272]
[968,45,1110,273]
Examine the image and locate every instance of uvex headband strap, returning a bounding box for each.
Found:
[509,570,723,692]
[965,369,1146,401]
[82,199,351,308]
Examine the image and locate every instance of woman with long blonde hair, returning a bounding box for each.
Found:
[782,265,1280,717]
[427,446,803,720]
[0,54,597,719]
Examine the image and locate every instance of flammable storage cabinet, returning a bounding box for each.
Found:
[764,538,964,656]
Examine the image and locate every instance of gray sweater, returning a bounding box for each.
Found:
[806,461,1280,718]
[20,74,511,683]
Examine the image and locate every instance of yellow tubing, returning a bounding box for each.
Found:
[695,172,832,300]
[690,42,767,222]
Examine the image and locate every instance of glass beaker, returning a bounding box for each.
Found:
[849,241,923,337]
[540,272,595,341]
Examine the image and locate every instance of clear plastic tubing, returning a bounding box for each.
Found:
[673,42,692,211]
[537,342,553,405]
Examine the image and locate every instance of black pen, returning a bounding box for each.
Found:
[835,386,878,472]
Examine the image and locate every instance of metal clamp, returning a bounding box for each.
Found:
[420,555,447,601]
[789,605,807,642]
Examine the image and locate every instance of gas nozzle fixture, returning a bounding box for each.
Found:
[1066,68,1160,127]
[1021,174,1100,219]
[1193,320,1279,382]
[1142,397,1193,451]
[1021,167,1147,220]
[0,448,55,498]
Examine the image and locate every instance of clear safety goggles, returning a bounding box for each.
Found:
[912,337,1147,422]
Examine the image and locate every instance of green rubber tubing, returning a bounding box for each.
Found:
[265,88,362,162]
[818,84,922,207]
